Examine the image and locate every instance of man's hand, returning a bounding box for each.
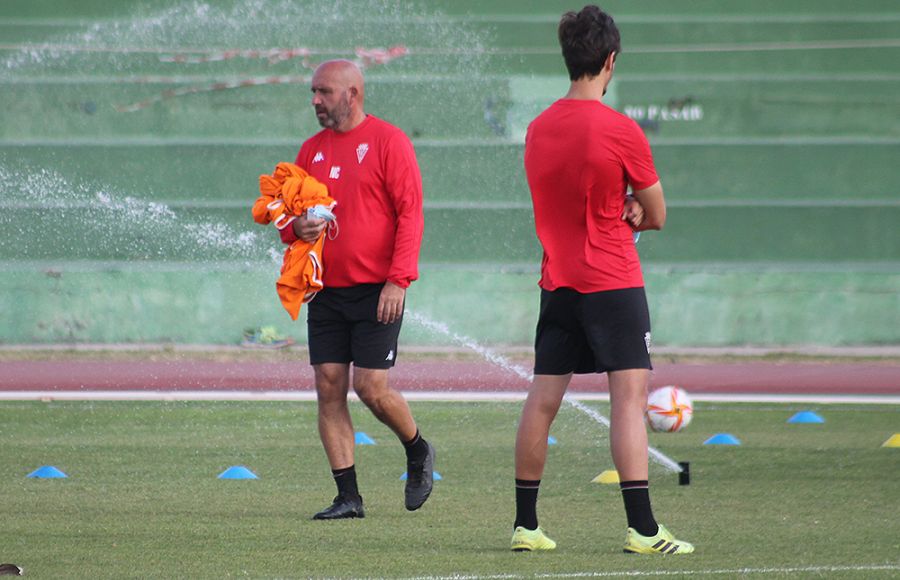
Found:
[293,213,327,243]
[377,281,406,324]
[621,196,645,229]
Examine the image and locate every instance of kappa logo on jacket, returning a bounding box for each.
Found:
[312,151,324,163]
[356,143,369,164]
[329,166,341,180]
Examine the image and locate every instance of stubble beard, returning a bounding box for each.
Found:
[317,94,352,129]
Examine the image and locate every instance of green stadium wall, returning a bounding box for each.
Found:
[1,0,898,346]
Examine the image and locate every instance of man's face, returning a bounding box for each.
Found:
[311,73,352,129]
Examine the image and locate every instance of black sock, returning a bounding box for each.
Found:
[514,479,541,530]
[332,465,359,499]
[620,480,659,536]
[403,429,429,462]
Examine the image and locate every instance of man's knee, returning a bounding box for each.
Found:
[353,369,392,414]
[609,370,649,397]
[355,382,388,410]
[315,364,350,405]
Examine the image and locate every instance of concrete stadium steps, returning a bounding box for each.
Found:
[2,0,898,346]
[3,0,897,19]
[4,3,897,49]
[0,53,493,81]
[419,206,899,263]
[2,204,897,264]
[480,47,900,76]
[0,79,511,140]
[651,143,900,201]
[0,23,481,51]
[437,0,899,16]
[5,16,897,49]
[3,142,898,203]
[1,265,896,345]
[613,77,900,139]
[4,46,898,78]
[3,75,898,140]
[489,20,900,48]
[3,3,897,79]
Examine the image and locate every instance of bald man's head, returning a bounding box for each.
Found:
[310,60,366,131]
[314,60,365,93]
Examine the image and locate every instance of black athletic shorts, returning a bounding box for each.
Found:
[534,286,652,375]
[307,283,402,369]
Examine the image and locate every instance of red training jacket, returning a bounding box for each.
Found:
[280,115,424,289]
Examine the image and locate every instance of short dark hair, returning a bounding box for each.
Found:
[558,5,621,81]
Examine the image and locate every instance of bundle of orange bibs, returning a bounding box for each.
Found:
[252,162,336,320]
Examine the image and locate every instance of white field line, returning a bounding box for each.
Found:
[401,309,690,471]
[1,391,897,404]
[402,563,900,580]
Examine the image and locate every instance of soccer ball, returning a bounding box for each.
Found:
[646,386,693,432]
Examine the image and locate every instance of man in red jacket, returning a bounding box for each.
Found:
[511,6,694,555]
[281,59,433,519]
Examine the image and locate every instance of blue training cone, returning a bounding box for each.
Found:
[547,435,558,445]
[218,466,258,480]
[400,471,442,481]
[704,433,741,446]
[27,465,67,478]
[788,411,825,424]
[355,432,377,445]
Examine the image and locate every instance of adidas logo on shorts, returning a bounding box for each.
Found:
[386,350,394,361]
[644,332,652,353]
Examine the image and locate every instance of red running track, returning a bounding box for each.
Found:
[1,360,897,395]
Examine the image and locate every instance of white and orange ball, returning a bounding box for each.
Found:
[646,386,693,432]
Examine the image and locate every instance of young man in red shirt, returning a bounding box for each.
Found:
[511,6,694,555]
[282,60,434,519]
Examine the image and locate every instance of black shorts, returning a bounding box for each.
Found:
[534,287,652,375]
[307,283,402,369]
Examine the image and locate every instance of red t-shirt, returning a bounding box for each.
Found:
[524,99,659,292]
[282,115,424,288]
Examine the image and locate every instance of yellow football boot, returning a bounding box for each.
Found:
[511,526,557,551]
[623,524,694,555]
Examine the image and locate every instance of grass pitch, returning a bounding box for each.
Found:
[0,400,897,578]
